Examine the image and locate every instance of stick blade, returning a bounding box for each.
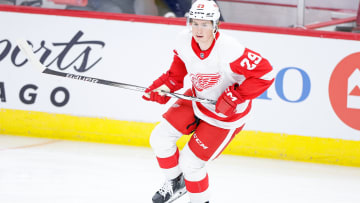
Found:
[17,39,47,72]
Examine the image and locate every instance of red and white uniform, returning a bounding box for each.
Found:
[149,29,274,203]
[166,30,274,129]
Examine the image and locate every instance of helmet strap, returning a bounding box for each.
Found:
[213,20,219,39]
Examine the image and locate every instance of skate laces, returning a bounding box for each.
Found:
[158,180,174,197]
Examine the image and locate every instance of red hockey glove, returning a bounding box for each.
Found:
[142,83,171,104]
[215,83,245,117]
[142,73,182,104]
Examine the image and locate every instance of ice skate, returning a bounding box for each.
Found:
[152,174,187,203]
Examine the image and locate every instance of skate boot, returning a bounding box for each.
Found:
[152,173,187,203]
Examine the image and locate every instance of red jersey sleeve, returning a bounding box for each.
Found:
[164,50,188,91]
[229,48,274,100]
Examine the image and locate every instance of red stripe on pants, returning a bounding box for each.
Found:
[156,148,180,169]
[185,174,209,193]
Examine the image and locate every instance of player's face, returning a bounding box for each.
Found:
[191,19,214,46]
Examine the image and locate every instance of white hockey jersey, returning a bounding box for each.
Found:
[165,29,274,129]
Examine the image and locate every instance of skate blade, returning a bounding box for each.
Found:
[166,188,187,203]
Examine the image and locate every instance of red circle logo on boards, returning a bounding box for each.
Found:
[329,52,360,131]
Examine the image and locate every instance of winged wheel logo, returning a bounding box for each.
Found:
[190,73,221,92]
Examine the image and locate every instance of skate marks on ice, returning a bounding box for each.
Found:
[0,135,360,203]
[0,135,187,203]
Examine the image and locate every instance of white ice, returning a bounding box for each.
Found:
[0,134,359,203]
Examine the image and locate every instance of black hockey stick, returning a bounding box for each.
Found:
[17,39,216,105]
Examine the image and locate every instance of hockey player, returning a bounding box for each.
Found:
[143,0,274,202]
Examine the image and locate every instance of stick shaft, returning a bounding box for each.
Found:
[17,39,216,104]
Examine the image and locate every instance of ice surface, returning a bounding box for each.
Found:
[0,135,359,203]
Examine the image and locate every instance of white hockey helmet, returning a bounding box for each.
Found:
[188,0,221,32]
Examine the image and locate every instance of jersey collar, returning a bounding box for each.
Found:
[191,32,220,60]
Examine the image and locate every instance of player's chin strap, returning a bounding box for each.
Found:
[213,29,218,41]
[213,21,219,40]
[187,18,219,41]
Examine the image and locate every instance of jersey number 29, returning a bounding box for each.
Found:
[240,52,262,70]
